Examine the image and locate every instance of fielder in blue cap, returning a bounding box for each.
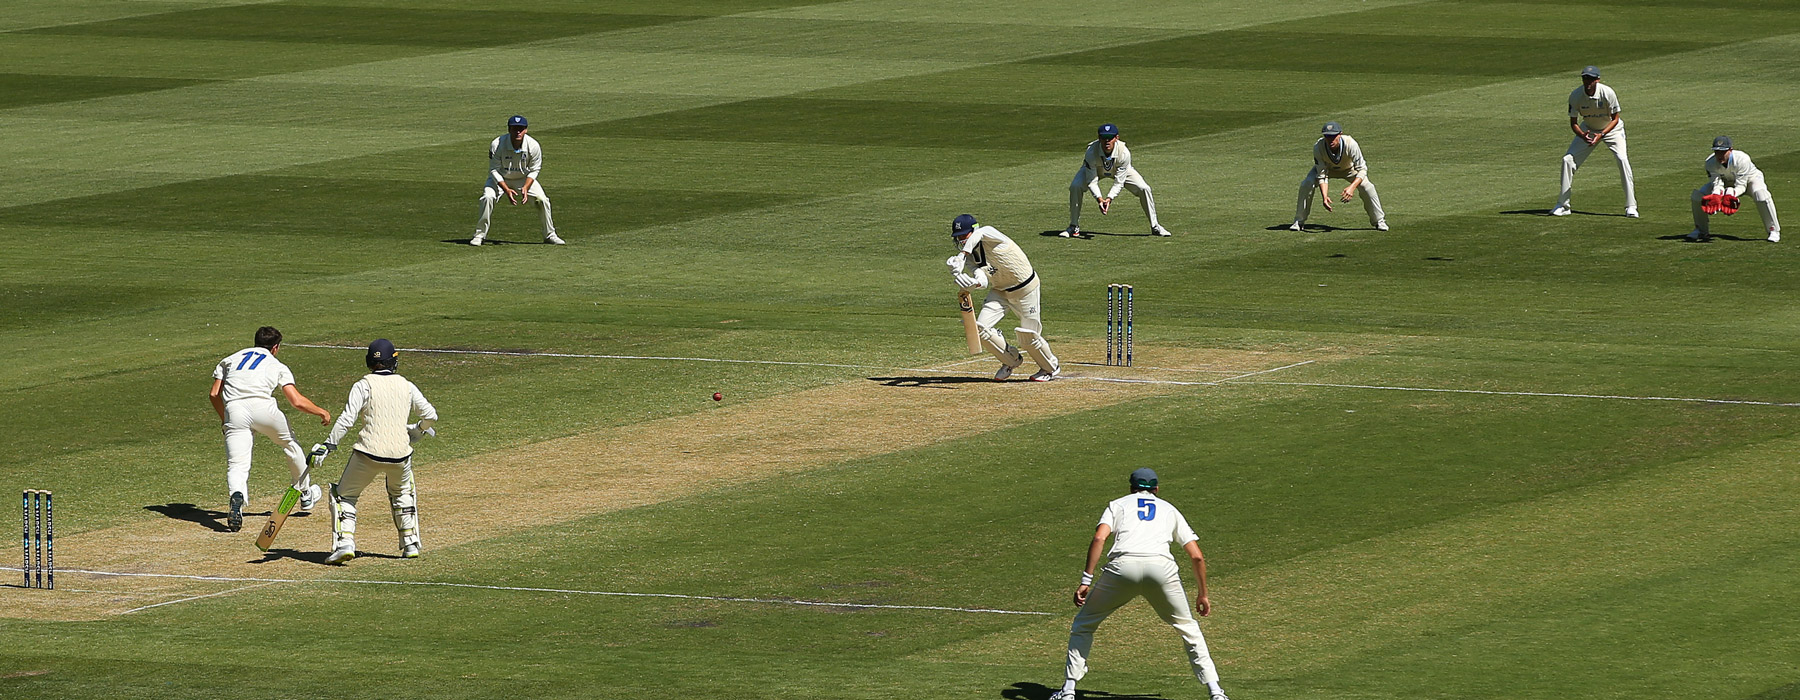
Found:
[1290,121,1387,232]
[1047,468,1231,700]
[472,115,565,246]
[1065,123,1172,238]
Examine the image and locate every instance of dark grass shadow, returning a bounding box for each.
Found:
[439,238,556,245]
[251,548,401,566]
[868,375,993,388]
[1501,208,1629,217]
[144,503,267,533]
[1039,230,1151,239]
[1266,223,1374,232]
[1001,682,1168,700]
[1656,233,1759,243]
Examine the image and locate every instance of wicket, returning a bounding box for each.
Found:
[1106,284,1133,367]
[21,489,52,590]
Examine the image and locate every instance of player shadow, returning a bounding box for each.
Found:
[1656,233,1758,243]
[144,502,266,533]
[1001,682,1167,700]
[251,548,401,566]
[1499,208,1630,217]
[438,238,554,245]
[1265,223,1371,232]
[1038,230,1153,239]
[867,375,994,388]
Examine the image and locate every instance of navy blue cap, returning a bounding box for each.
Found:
[1321,121,1343,136]
[507,115,528,128]
[366,338,398,370]
[1581,65,1600,78]
[1098,123,1119,139]
[1712,135,1733,151]
[950,214,978,237]
[1129,468,1158,489]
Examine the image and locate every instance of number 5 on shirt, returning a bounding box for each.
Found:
[1137,498,1156,521]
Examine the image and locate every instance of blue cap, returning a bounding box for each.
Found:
[950,214,978,237]
[1098,123,1118,139]
[1321,121,1343,136]
[1129,468,1158,489]
[1712,135,1733,151]
[507,115,528,128]
[1581,65,1600,78]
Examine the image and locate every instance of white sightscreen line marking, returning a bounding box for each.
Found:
[120,582,281,615]
[2,567,1050,617]
[1242,381,1800,407]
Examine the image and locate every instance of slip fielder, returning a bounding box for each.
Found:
[208,326,331,532]
[1066,123,1172,238]
[472,114,564,246]
[318,339,439,564]
[1290,121,1387,231]
[1049,468,1229,700]
[946,214,1060,381]
[1553,66,1637,218]
[1689,136,1781,242]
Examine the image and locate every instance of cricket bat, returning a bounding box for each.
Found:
[958,290,982,355]
[255,451,322,551]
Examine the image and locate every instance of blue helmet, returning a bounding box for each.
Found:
[950,214,978,237]
[366,338,399,372]
[1098,123,1119,139]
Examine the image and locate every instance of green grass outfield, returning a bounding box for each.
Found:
[5,0,1800,697]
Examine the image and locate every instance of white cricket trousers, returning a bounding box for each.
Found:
[330,451,419,551]
[976,284,1057,373]
[222,399,311,501]
[1066,554,1220,685]
[1690,174,1780,235]
[1070,169,1161,231]
[475,177,555,239]
[1557,129,1636,212]
[1296,169,1385,227]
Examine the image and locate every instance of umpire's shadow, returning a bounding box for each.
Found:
[868,375,993,388]
[1002,682,1167,700]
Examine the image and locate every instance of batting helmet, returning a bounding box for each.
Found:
[366,339,399,372]
[950,214,978,238]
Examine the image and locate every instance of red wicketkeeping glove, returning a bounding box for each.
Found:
[1721,194,1740,215]
[1701,193,1722,214]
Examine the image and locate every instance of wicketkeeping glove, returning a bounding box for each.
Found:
[1721,194,1740,215]
[1701,193,1722,214]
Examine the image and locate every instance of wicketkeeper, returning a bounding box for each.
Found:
[1689,136,1781,242]
[947,214,1060,381]
[317,339,438,564]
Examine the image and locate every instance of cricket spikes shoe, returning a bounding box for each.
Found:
[1376,221,1390,231]
[1060,226,1079,238]
[1687,229,1705,241]
[227,492,245,532]
[1550,206,1572,216]
[469,235,484,246]
[1211,693,1231,700]
[326,546,357,565]
[994,364,1016,381]
[1048,691,1076,700]
[298,484,321,512]
[1287,221,1303,231]
[545,233,566,245]
[401,543,421,559]
[1770,230,1782,243]
[1625,207,1640,218]
[1029,368,1060,382]
[1151,225,1172,237]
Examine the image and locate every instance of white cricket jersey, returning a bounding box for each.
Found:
[326,372,437,461]
[1081,140,1138,199]
[956,225,1037,294]
[212,347,295,404]
[1098,492,1198,560]
[1568,83,1622,131]
[489,134,543,183]
[1313,135,1369,181]
[1705,151,1764,195]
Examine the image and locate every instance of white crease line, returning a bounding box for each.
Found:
[1241,381,1800,407]
[120,582,282,615]
[1218,360,1317,383]
[14,567,1049,617]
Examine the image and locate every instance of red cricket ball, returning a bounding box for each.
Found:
[712,392,723,401]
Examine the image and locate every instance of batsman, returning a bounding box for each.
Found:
[946,214,1060,382]
[316,339,439,564]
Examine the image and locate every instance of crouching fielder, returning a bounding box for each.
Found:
[1066,123,1171,237]
[1689,136,1781,242]
[318,339,438,564]
[947,214,1060,381]
[1292,121,1386,231]
[1050,468,1229,700]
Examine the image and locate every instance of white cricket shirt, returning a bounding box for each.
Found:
[1098,492,1198,560]
[1568,83,1622,131]
[489,133,543,183]
[1313,135,1369,181]
[1081,140,1138,199]
[1705,151,1764,195]
[212,347,295,404]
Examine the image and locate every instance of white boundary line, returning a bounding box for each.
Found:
[1241,381,1800,407]
[120,582,282,615]
[7,567,1049,617]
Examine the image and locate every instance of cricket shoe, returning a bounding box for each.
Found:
[1376,221,1390,231]
[1770,230,1782,243]
[1550,206,1572,216]
[298,484,321,511]
[227,492,245,532]
[545,233,566,245]
[1060,226,1079,238]
[1625,207,1640,218]
[401,543,421,559]
[994,364,1020,381]
[1287,221,1303,231]
[1211,694,1231,700]
[1048,691,1076,700]
[326,546,357,565]
[468,235,484,246]
[1686,229,1705,241]
[1029,368,1060,382]
[1151,225,1172,237]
